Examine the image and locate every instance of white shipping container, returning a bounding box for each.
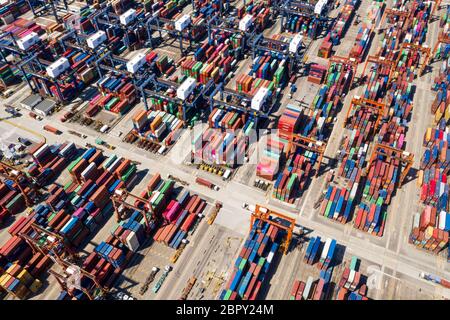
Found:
[303,276,314,300]
[81,162,96,178]
[86,30,107,49]
[239,14,254,32]
[17,32,40,50]
[158,145,167,154]
[59,142,75,157]
[350,182,359,199]
[150,191,160,204]
[126,52,147,73]
[120,9,136,25]
[107,157,123,172]
[222,169,231,180]
[33,144,49,159]
[412,212,420,229]
[439,210,446,230]
[347,269,356,286]
[155,122,166,138]
[314,0,326,15]
[46,57,70,78]
[289,34,303,53]
[251,87,269,111]
[176,77,196,100]
[126,231,140,251]
[266,251,274,263]
[175,14,191,31]
[321,238,332,260]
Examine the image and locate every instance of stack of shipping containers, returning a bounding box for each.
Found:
[410,13,450,260]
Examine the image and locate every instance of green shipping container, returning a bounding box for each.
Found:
[68,156,82,173]
[238,258,247,270]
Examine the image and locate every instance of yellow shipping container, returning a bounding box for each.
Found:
[17,269,33,286]
[5,263,19,275]
[417,170,423,187]
[151,115,162,132]
[445,106,450,122]
[435,107,443,123]
[29,279,42,294]
[0,274,8,288]
[425,127,432,143]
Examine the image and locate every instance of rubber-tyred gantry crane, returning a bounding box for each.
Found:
[365,143,414,188]
[48,259,109,300]
[0,161,38,206]
[379,8,411,32]
[328,55,359,86]
[286,134,327,177]
[394,42,431,77]
[18,223,106,300]
[250,204,296,255]
[361,55,395,82]
[431,31,450,60]
[111,188,155,233]
[344,97,386,130]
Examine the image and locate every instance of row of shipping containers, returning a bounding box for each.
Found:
[131,108,184,145]
[319,0,360,58]
[348,1,384,62]
[335,256,368,300]
[410,13,450,259]
[270,59,354,204]
[290,269,333,300]
[220,218,281,300]
[321,0,430,235]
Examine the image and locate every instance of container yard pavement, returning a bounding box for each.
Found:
[1,102,449,299]
[1,0,450,301]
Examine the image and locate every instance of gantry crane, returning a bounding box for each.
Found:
[49,259,109,300]
[365,143,414,188]
[286,134,327,177]
[111,188,155,233]
[18,223,106,300]
[431,31,450,60]
[394,43,431,77]
[328,56,359,83]
[430,0,442,17]
[379,8,411,31]
[250,205,296,254]
[344,97,386,131]
[361,55,395,82]
[0,161,38,206]
[19,223,79,264]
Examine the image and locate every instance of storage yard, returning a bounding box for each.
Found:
[0,0,449,301]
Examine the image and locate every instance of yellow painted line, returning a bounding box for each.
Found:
[0,119,46,144]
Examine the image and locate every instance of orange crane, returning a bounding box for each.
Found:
[19,222,78,263]
[430,0,442,16]
[49,259,108,300]
[344,97,386,130]
[286,134,327,177]
[328,55,359,86]
[18,223,106,300]
[250,204,296,255]
[431,31,450,60]
[361,55,395,82]
[393,43,431,77]
[365,143,414,188]
[379,8,411,32]
[111,188,156,233]
[0,161,38,206]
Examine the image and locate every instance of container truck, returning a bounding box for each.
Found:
[43,125,62,135]
[195,177,219,191]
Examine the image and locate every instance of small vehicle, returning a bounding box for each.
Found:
[2,89,14,98]
[18,137,31,146]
